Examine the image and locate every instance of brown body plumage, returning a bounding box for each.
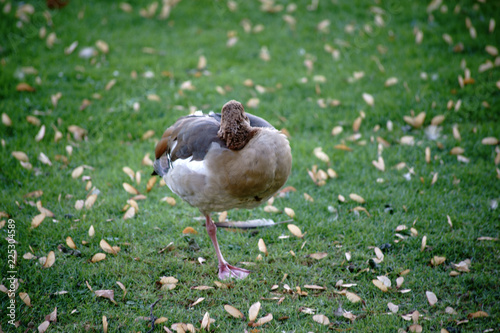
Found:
[154,100,292,279]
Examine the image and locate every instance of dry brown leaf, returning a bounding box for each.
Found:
[161,196,176,206]
[387,302,399,313]
[482,137,499,145]
[12,151,29,162]
[146,176,157,192]
[309,252,327,260]
[312,314,330,325]
[66,236,77,250]
[254,313,273,326]
[284,207,295,218]
[372,279,388,292]
[105,79,117,91]
[467,311,488,319]
[123,182,139,195]
[349,193,365,204]
[431,256,446,266]
[2,113,12,126]
[224,304,244,319]
[287,224,303,238]
[362,93,374,106]
[102,315,108,333]
[19,292,31,307]
[38,321,50,332]
[91,253,106,263]
[17,82,36,92]
[100,239,117,255]
[345,291,362,303]
[95,290,117,304]
[43,251,55,268]
[248,301,261,322]
[85,194,98,209]
[258,238,268,256]
[31,213,46,228]
[426,290,438,306]
[421,235,427,251]
[409,324,423,333]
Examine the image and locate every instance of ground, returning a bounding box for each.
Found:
[0,0,499,332]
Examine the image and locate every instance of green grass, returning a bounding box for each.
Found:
[1,0,499,332]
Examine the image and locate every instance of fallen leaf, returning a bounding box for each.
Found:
[38,321,50,332]
[72,166,84,179]
[482,137,499,145]
[19,292,31,307]
[224,305,244,319]
[31,213,46,228]
[17,82,36,92]
[123,182,139,195]
[362,92,374,106]
[284,207,295,218]
[89,225,95,237]
[95,290,117,304]
[66,236,77,250]
[201,312,211,330]
[308,252,328,260]
[91,253,106,263]
[426,290,438,306]
[387,302,399,313]
[421,235,427,251]
[43,251,55,268]
[287,224,304,238]
[102,316,108,333]
[182,227,197,234]
[431,256,446,266]
[345,291,362,303]
[254,313,273,326]
[349,193,365,203]
[12,151,29,162]
[372,279,388,292]
[468,311,488,319]
[85,194,98,209]
[312,314,330,325]
[258,238,268,256]
[2,113,12,126]
[123,207,135,220]
[248,301,261,322]
[372,156,385,171]
[100,239,117,255]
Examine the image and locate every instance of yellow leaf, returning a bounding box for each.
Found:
[182,227,197,234]
[284,207,295,218]
[248,301,261,322]
[312,314,330,325]
[467,311,488,319]
[349,193,365,203]
[123,182,140,195]
[123,207,135,220]
[309,252,328,260]
[100,239,117,255]
[85,194,98,209]
[372,279,388,292]
[19,292,32,307]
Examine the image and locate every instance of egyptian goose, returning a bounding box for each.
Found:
[153,100,292,279]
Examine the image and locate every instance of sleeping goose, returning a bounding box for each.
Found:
[153,100,292,279]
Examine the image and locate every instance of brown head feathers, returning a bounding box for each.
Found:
[217,100,257,150]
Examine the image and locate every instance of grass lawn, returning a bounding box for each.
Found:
[1,0,499,331]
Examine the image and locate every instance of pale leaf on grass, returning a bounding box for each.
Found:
[123,207,135,220]
[372,156,385,171]
[308,252,327,260]
[284,207,295,218]
[224,304,244,319]
[66,236,77,250]
[12,151,29,162]
[35,125,46,142]
[387,302,399,313]
[154,317,168,324]
[287,224,303,238]
[248,301,261,322]
[43,251,55,268]
[122,167,135,180]
[345,291,362,303]
[191,286,214,290]
[426,291,438,306]
[481,137,499,145]
[377,275,391,287]
[362,93,374,106]
[116,281,127,299]
[372,279,388,292]
[313,147,330,162]
[254,313,273,326]
[123,182,140,195]
[38,321,50,332]
[447,215,453,228]
[85,194,98,209]
[304,285,326,290]
[312,314,330,325]
[72,166,84,179]
[189,297,204,307]
[258,238,268,256]
[374,247,384,261]
[421,235,427,252]
[103,316,108,333]
[91,253,106,263]
[38,152,52,166]
[75,200,84,210]
[431,256,446,266]
[95,290,117,304]
[396,277,404,288]
[19,292,32,307]
[89,225,95,237]
[349,193,365,204]
[445,306,458,315]
[31,213,46,228]
[100,239,118,255]
[201,312,210,330]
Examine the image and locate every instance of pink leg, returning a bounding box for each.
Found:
[205,214,250,280]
